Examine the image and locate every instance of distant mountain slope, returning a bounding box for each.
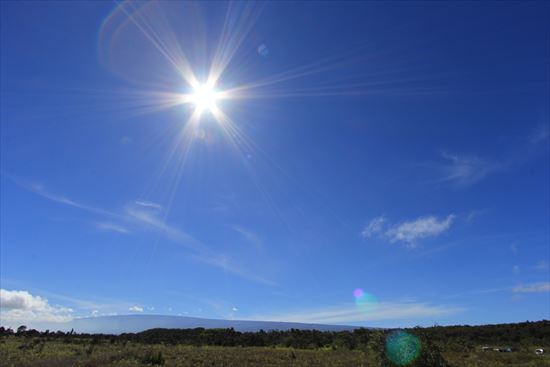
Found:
[35,314,359,334]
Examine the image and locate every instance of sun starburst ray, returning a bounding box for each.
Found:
[92,0,447,234]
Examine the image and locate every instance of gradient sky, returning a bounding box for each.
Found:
[1,1,549,328]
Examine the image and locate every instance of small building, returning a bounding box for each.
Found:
[535,349,544,355]
[481,346,491,352]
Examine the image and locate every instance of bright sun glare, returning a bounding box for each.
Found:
[188,83,220,114]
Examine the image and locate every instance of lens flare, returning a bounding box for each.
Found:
[353,288,364,298]
[385,331,421,366]
[353,288,378,315]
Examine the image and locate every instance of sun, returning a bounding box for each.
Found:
[188,83,221,114]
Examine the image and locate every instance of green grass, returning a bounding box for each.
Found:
[1,336,549,366]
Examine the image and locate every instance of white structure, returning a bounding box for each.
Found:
[535,349,544,355]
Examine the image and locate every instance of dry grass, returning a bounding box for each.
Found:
[1,336,549,366]
[0,337,369,367]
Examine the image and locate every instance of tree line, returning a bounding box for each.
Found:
[1,320,548,367]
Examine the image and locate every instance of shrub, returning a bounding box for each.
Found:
[142,350,165,365]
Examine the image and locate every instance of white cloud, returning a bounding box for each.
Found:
[96,222,130,234]
[5,175,117,218]
[513,282,550,293]
[361,216,386,238]
[385,215,455,246]
[0,289,73,323]
[232,307,238,312]
[246,301,462,325]
[128,306,144,312]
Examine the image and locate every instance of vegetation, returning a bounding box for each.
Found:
[0,320,548,366]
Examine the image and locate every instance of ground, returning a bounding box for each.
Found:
[1,336,549,367]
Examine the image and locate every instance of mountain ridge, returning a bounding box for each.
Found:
[26,314,360,334]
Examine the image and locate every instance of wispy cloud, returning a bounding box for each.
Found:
[534,261,549,271]
[438,152,501,187]
[128,306,144,312]
[125,206,276,285]
[385,215,455,246]
[190,253,277,286]
[6,177,275,286]
[529,124,549,145]
[245,301,463,324]
[361,216,385,238]
[134,200,162,211]
[436,126,549,187]
[362,214,455,247]
[96,222,130,234]
[125,204,206,253]
[513,282,550,293]
[444,282,550,299]
[4,175,117,218]
[7,176,275,286]
[233,226,263,250]
[0,289,74,324]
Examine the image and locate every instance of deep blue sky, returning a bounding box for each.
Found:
[1,1,549,328]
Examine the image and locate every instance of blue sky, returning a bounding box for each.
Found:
[1,1,549,328]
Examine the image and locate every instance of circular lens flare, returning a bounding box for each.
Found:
[353,288,378,316]
[385,331,421,366]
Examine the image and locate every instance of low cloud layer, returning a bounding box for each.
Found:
[128,306,144,312]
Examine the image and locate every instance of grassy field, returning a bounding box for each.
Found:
[0,337,369,366]
[1,336,549,367]
[442,349,550,367]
